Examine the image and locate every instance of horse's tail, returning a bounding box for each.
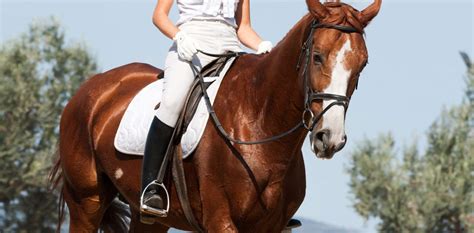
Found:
[48,146,66,233]
[99,198,131,233]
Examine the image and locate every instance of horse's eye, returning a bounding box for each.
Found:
[313,52,324,65]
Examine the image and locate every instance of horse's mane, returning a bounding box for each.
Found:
[323,2,365,33]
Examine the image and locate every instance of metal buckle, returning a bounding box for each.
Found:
[140,181,170,217]
[302,109,315,130]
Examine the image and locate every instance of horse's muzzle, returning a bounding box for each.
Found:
[310,129,347,159]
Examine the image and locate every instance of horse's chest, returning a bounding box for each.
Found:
[230,174,287,216]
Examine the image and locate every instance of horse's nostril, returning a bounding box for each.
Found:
[314,129,330,142]
[315,131,325,142]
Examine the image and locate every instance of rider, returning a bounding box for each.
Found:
[141,0,273,220]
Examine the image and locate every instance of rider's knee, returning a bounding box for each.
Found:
[160,95,185,115]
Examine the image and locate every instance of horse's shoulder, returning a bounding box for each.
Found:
[236,53,262,66]
[226,53,262,78]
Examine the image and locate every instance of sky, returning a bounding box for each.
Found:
[1,0,473,232]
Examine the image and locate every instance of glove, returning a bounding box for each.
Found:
[257,41,273,54]
[173,31,198,61]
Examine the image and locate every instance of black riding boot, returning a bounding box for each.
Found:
[140,116,174,221]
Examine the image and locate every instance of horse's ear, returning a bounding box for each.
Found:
[358,0,382,26]
[306,0,328,19]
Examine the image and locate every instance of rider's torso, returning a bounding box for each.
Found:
[176,0,240,27]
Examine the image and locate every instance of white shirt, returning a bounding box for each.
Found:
[176,0,240,27]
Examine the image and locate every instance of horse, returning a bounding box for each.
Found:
[50,0,381,232]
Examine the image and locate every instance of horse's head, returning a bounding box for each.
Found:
[303,0,381,159]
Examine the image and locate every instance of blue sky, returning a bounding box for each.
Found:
[1,0,473,232]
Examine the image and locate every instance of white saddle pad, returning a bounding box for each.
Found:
[114,58,235,159]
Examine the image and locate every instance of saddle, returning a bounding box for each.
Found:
[114,55,237,157]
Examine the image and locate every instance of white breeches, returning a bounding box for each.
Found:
[155,20,243,127]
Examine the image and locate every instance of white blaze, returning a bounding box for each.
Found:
[321,40,352,145]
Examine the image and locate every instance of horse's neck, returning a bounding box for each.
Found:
[247,15,313,149]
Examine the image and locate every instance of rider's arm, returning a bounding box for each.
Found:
[153,0,179,40]
[235,0,264,51]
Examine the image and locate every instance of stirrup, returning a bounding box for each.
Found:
[140,180,170,217]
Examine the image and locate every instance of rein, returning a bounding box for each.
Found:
[190,53,304,144]
[190,20,361,145]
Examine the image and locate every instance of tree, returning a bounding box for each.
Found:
[347,53,474,233]
[0,18,98,232]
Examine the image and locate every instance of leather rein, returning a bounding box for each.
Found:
[191,20,362,145]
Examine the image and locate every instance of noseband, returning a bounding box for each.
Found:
[192,20,361,145]
[299,20,361,131]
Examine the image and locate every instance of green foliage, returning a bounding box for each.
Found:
[0,18,97,232]
[347,54,474,233]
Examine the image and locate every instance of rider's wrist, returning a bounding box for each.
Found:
[173,30,186,42]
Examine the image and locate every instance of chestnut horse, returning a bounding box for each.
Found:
[50,1,381,232]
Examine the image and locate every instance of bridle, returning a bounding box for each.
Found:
[298,20,361,131]
[192,19,362,145]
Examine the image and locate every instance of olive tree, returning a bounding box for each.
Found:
[0,18,98,232]
[347,53,473,233]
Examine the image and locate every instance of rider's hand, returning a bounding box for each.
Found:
[257,41,273,54]
[173,31,198,61]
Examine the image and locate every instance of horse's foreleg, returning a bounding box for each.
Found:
[200,191,238,233]
[206,221,238,233]
[200,203,238,233]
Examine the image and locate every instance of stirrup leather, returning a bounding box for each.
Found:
[140,180,170,217]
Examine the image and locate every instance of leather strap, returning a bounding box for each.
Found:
[168,82,206,233]
[198,50,246,58]
[190,62,305,145]
[313,23,361,33]
[172,146,205,233]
